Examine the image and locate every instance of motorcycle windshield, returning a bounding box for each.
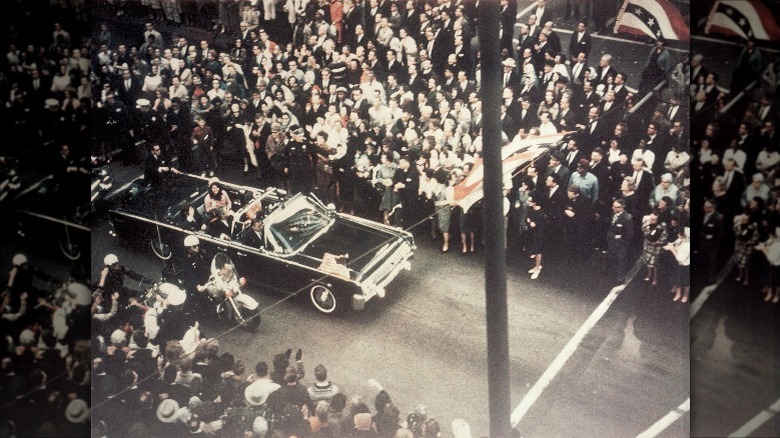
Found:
[210,253,242,293]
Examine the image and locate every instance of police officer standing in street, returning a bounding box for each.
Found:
[180,235,210,316]
[285,125,315,196]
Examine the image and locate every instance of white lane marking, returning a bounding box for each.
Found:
[729,397,780,437]
[636,398,691,438]
[510,283,626,427]
[691,259,735,319]
[637,258,737,436]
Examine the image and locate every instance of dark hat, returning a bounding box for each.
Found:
[289,124,304,136]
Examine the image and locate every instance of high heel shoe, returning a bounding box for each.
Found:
[530,267,541,280]
[680,294,689,303]
[672,291,681,301]
[441,244,449,253]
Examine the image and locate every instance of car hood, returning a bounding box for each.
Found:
[298,217,405,274]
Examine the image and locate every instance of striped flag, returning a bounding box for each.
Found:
[452,133,566,213]
[614,0,690,41]
[705,0,780,41]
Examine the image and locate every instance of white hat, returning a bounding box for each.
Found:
[252,416,268,435]
[159,283,186,306]
[110,329,127,345]
[452,419,472,438]
[661,173,673,183]
[502,58,516,68]
[184,235,200,247]
[245,381,270,406]
[65,399,90,423]
[67,283,92,306]
[12,254,27,266]
[44,98,59,107]
[104,254,118,266]
[156,398,180,423]
[136,98,151,108]
[19,329,35,346]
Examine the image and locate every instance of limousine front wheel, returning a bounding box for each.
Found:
[310,285,337,314]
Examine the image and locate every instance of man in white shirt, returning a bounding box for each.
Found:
[538,111,558,135]
[723,139,747,171]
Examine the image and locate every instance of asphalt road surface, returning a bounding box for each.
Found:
[688,35,780,438]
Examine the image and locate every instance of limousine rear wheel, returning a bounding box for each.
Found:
[310,285,337,314]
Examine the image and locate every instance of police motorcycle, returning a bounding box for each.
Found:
[202,253,260,331]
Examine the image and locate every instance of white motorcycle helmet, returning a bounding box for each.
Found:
[104,254,119,266]
[184,235,200,247]
[12,254,27,266]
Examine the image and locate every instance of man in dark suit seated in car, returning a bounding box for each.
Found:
[240,218,264,248]
[207,210,233,240]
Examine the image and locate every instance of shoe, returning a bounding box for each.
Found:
[530,268,540,280]
[243,164,249,174]
[528,266,541,274]
[672,291,681,301]
[681,294,688,303]
[644,277,650,282]
[773,295,780,303]
[530,254,536,259]
[462,246,468,255]
[441,244,449,253]
[765,293,773,302]
[735,277,741,282]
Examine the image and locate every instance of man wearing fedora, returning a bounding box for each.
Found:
[501,58,521,92]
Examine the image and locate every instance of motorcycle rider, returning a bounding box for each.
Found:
[7,254,47,303]
[96,253,144,306]
[201,255,259,324]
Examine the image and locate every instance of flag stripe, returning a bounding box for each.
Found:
[617,0,690,41]
[618,13,663,40]
[710,0,780,40]
[652,0,691,40]
[452,133,565,212]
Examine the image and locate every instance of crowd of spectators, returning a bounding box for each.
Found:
[91,0,690,285]
[692,40,780,304]
[86,0,695,436]
[0,2,91,218]
[89,254,481,437]
[0,254,92,437]
[0,2,93,437]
